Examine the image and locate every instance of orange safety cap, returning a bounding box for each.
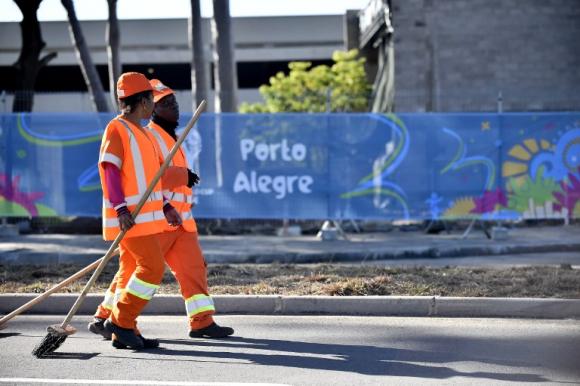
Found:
[150,79,175,103]
[117,72,153,99]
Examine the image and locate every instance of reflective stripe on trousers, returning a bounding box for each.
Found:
[101,290,115,311]
[126,275,160,301]
[185,294,215,317]
[101,288,125,310]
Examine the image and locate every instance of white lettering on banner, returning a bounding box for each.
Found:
[234,171,313,199]
[240,138,307,162]
[236,138,313,199]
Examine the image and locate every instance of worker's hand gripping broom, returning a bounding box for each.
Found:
[31,100,206,357]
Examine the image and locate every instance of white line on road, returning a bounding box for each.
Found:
[0,379,291,386]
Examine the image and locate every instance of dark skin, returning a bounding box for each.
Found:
[152,93,182,227]
[117,92,181,231]
[154,94,179,123]
[154,93,200,187]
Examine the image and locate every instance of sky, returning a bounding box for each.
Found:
[0,0,370,21]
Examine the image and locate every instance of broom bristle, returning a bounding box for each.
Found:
[32,331,67,358]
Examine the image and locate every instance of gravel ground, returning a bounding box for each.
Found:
[1,263,579,298]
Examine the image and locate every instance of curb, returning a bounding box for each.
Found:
[1,294,579,319]
[204,242,580,263]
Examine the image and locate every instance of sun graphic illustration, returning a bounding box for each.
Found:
[502,138,553,188]
[443,197,476,219]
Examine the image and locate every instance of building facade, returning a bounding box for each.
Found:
[0,15,343,112]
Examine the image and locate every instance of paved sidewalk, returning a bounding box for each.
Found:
[0,225,578,265]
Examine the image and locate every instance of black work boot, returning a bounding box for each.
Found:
[88,317,112,340]
[103,320,144,349]
[112,335,159,349]
[189,323,234,339]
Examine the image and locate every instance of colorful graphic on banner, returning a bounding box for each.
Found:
[0,112,578,220]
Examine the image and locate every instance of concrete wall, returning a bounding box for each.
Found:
[0,15,342,112]
[391,0,580,112]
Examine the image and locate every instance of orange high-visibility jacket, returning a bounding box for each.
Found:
[99,116,166,240]
[146,121,197,233]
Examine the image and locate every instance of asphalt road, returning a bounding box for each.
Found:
[0,315,579,385]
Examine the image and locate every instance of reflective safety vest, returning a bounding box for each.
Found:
[146,121,197,233]
[99,117,166,240]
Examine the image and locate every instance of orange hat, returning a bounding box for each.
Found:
[150,79,175,103]
[116,72,152,98]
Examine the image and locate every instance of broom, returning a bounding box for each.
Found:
[31,100,206,357]
[0,249,118,331]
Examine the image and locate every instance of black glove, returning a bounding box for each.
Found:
[115,204,134,232]
[115,204,130,217]
[187,169,200,188]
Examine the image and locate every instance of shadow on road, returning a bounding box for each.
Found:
[128,336,552,383]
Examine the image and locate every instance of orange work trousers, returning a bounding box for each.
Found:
[96,226,215,330]
[109,234,165,330]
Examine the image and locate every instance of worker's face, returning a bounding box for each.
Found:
[154,94,179,123]
[140,93,155,120]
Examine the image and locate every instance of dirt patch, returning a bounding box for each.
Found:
[1,263,579,298]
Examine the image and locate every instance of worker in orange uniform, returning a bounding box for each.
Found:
[96,71,185,350]
[89,78,234,346]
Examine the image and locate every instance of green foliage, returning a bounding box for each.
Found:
[507,167,561,212]
[239,49,371,113]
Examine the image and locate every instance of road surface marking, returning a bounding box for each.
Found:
[0,379,291,386]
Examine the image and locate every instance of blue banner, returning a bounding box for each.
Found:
[1,112,579,220]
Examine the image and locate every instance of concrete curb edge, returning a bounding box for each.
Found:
[1,294,579,319]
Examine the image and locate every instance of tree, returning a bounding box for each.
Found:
[212,0,238,112]
[106,0,121,110]
[239,49,371,113]
[61,0,109,112]
[189,0,209,109]
[12,0,57,112]
[211,0,238,187]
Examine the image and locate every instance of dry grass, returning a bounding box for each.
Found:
[1,263,579,298]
